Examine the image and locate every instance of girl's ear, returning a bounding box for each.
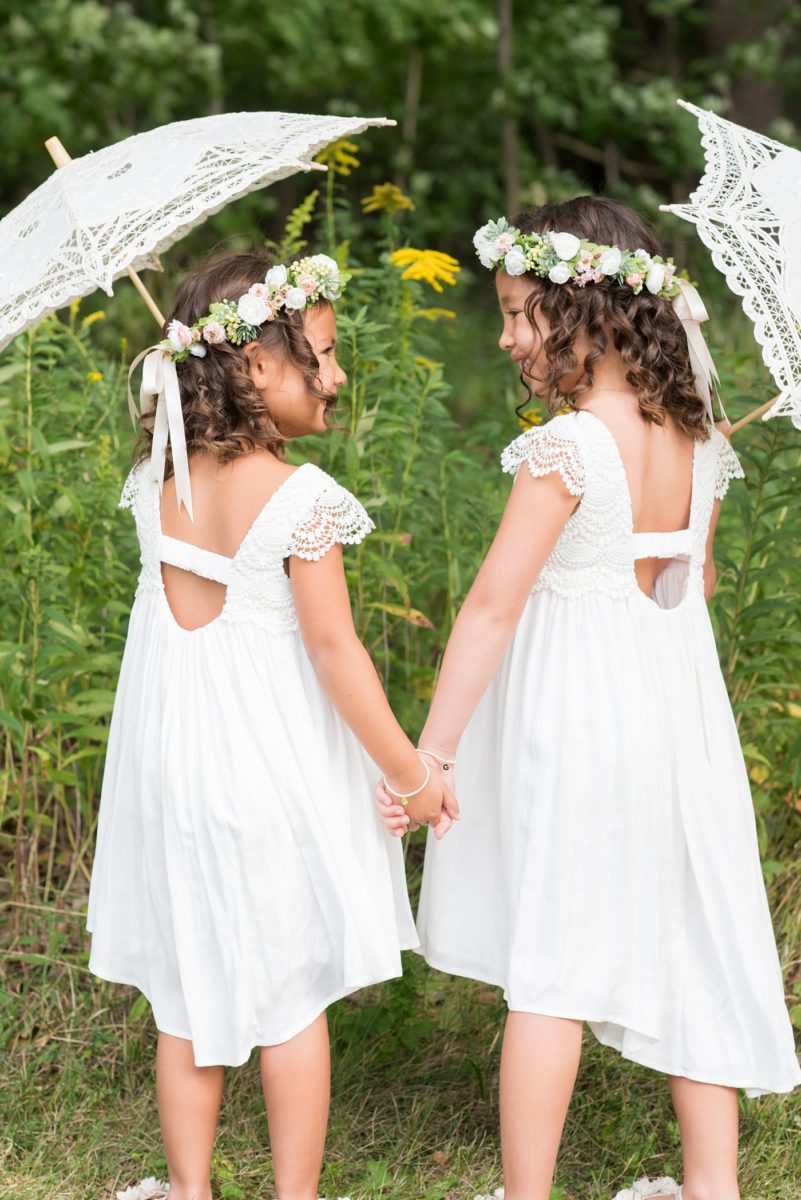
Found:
[246,342,276,390]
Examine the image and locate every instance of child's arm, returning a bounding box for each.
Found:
[290,545,454,831]
[418,466,579,758]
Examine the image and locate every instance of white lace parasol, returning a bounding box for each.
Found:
[0,111,393,353]
[661,99,801,430]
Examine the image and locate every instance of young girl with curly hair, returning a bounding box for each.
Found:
[87,250,452,1200]
[378,196,800,1200]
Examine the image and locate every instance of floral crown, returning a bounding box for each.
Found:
[473,217,680,301]
[160,254,348,363]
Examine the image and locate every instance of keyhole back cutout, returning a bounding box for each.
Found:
[581,410,697,605]
[157,457,305,632]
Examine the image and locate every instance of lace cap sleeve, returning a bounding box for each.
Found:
[711,428,745,500]
[500,419,585,497]
[119,461,147,511]
[288,477,374,561]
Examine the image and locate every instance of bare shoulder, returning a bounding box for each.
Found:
[221,448,299,501]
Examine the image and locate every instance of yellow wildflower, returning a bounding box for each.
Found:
[361,183,415,214]
[69,298,81,316]
[414,355,443,373]
[81,310,106,328]
[415,307,456,322]
[517,406,544,429]
[315,138,360,176]
[87,371,104,382]
[390,248,461,293]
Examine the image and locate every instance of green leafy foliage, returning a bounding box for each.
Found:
[1,172,800,1200]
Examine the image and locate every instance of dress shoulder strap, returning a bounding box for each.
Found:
[119,460,150,512]
[709,427,745,500]
[287,465,374,561]
[500,414,585,497]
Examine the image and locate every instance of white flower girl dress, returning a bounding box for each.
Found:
[418,410,800,1097]
[88,459,418,1066]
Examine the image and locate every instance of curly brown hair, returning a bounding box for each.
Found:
[510,196,710,440]
[136,251,333,475]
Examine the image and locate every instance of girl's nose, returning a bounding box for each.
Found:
[336,365,347,387]
[498,329,514,351]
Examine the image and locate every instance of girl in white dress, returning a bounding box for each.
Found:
[378,197,800,1200]
[87,250,451,1200]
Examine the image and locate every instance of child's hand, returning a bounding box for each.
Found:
[375,772,459,840]
[375,780,414,837]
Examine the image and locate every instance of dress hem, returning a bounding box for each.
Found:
[90,955,418,1068]
[420,950,801,1098]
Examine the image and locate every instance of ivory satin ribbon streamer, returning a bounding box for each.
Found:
[672,277,727,424]
[127,346,194,520]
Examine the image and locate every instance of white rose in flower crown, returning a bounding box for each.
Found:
[284,286,307,311]
[265,264,288,289]
[473,223,493,251]
[237,293,270,326]
[189,342,207,358]
[503,246,528,276]
[309,253,339,275]
[634,248,653,271]
[166,320,193,354]
[308,254,342,300]
[598,247,622,276]
[476,239,498,269]
[548,262,572,284]
[551,232,581,261]
[645,262,666,294]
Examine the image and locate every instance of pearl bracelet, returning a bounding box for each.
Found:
[382,761,431,806]
[417,747,456,772]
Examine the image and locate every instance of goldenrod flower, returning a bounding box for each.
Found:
[390,248,461,293]
[415,307,456,322]
[361,183,415,214]
[81,310,106,328]
[315,138,360,176]
[69,299,81,316]
[517,406,543,429]
[87,371,104,382]
[414,355,443,373]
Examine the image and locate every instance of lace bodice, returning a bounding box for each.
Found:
[119,460,373,634]
[501,411,744,603]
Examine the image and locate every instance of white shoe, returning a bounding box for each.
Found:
[613,1177,682,1200]
[115,1180,169,1200]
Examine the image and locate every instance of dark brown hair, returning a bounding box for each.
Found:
[137,251,332,474]
[510,196,710,440]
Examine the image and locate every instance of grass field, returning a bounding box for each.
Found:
[3,839,800,1200]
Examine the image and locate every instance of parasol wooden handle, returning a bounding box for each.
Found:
[728,395,779,437]
[44,136,166,329]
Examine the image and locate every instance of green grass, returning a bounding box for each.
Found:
[3,853,800,1200]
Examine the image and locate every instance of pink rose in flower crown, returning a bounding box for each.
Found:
[494,232,516,256]
[297,273,318,297]
[166,320,194,354]
[202,320,226,345]
[626,272,643,288]
[248,283,270,300]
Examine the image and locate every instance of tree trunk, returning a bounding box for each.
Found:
[395,47,423,191]
[709,0,785,129]
[498,0,519,214]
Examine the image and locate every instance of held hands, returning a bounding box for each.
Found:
[376,752,459,840]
